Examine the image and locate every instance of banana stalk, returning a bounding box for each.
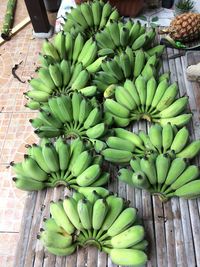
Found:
[1,0,17,40]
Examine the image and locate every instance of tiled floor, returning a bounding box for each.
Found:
[0,1,45,266]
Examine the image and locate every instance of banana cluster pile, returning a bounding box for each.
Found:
[118,154,200,201]
[104,77,192,127]
[96,20,158,55]
[38,190,148,266]
[11,138,109,191]
[63,1,120,38]
[102,125,200,163]
[30,92,108,139]
[93,49,163,92]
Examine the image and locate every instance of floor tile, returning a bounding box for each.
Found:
[0,113,12,153]
[0,164,27,232]
[0,113,38,164]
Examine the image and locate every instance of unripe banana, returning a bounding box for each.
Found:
[42,143,60,173]
[118,168,134,186]
[56,139,70,171]
[130,157,142,172]
[63,196,83,230]
[43,218,63,233]
[83,107,101,129]
[174,180,200,199]
[39,230,72,248]
[24,90,50,102]
[102,148,132,163]
[134,50,145,77]
[151,79,169,109]
[154,114,192,127]
[104,99,130,118]
[162,123,174,153]
[92,198,108,230]
[37,68,55,90]
[42,39,60,61]
[132,171,151,190]
[158,96,188,118]
[114,128,144,148]
[45,244,77,256]
[49,64,63,88]
[149,124,162,152]
[167,165,199,192]
[156,153,171,184]
[90,172,109,187]
[22,155,48,181]
[50,201,75,234]
[71,151,92,177]
[123,79,141,107]
[53,31,66,59]
[176,140,200,159]
[106,136,135,152]
[140,156,157,185]
[145,77,157,111]
[76,164,101,187]
[131,239,148,250]
[106,207,137,237]
[170,127,189,153]
[115,86,137,111]
[12,177,44,191]
[86,123,106,139]
[105,225,145,248]
[162,158,187,191]
[156,82,178,111]
[77,198,92,230]
[76,187,109,199]
[30,144,51,173]
[108,248,147,266]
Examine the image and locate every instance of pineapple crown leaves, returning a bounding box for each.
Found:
[175,0,195,11]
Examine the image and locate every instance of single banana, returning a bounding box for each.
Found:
[156,153,171,185]
[92,198,108,230]
[106,136,135,152]
[108,248,147,266]
[170,127,189,153]
[77,198,92,230]
[76,164,101,187]
[140,156,157,185]
[176,140,200,159]
[63,196,83,230]
[104,99,130,118]
[118,168,134,186]
[131,171,151,190]
[50,201,75,234]
[162,123,174,153]
[114,128,144,148]
[102,148,132,163]
[104,225,145,248]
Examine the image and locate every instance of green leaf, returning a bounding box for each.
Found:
[151,16,159,22]
[138,15,147,21]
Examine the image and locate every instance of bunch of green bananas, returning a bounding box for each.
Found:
[38,190,148,266]
[30,92,108,140]
[93,49,162,93]
[11,138,109,191]
[104,76,192,127]
[118,154,200,201]
[25,62,98,109]
[101,125,200,164]
[39,33,101,70]
[63,0,120,38]
[96,20,164,57]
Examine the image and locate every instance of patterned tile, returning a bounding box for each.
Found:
[0,113,12,152]
[0,233,19,267]
[0,164,27,232]
[0,113,38,164]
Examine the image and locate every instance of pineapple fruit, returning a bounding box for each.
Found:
[164,13,200,43]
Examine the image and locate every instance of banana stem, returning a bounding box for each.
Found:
[87,229,93,238]
[98,232,109,242]
[95,229,104,240]
[92,229,98,239]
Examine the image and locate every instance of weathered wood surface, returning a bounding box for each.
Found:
[14,48,200,266]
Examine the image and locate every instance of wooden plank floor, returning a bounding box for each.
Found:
[13,48,200,267]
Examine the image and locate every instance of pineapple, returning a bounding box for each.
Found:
[164,13,200,43]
